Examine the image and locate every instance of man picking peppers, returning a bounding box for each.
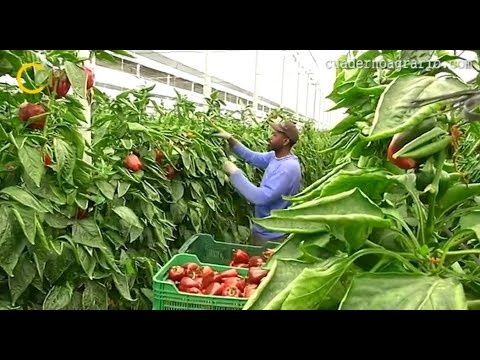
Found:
[214,121,302,245]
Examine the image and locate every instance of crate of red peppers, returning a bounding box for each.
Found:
[152,253,270,310]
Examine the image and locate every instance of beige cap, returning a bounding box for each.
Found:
[270,121,299,144]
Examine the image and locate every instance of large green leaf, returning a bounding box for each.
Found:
[96,180,115,200]
[33,244,50,280]
[64,61,87,99]
[43,285,73,310]
[170,200,188,224]
[18,144,45,187]
[286,162,353,203]
[117,181,130,198]
[59,127,85,159]
[98,247,122,274]
[153,222,168,250]
[140,201,156,222]
[8,253,36,304]
[339,273,468,310]
[367,75,468,141]
[112,272,135,301]
[129,226,143,243]
[189,208,202,233]
[459,210,480,240]
[11,206,36,245]
[72,219,106,249]
[54,138,76,182]
[65,291,83,310]
[127,122,149,132]
[253,218,329,234]
[142,181,160,203]
[113,206,143,229]
[181,151,192,171]
[319,170,400,201]
[24,177,66,205]
[0,186,47,213]
[44,213,72,229]
[263,233,336,270]
[76,196,92,213]
[190,182,203,199]
[244,259,313,310]
[77,245,96,279]
[82,281,108,310]
[280,257,352,310]
[44,242,75,284]
[257,188,390,251]
[171,181,184,202]
[330,114,361,136]
[400,50,436,62]
[0,207,27,277]
[263,236,304,270]
[437,183,480,212]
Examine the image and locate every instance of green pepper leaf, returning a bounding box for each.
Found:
[367,75,468,141]
[257,188,391,252]
[339,273,467,310]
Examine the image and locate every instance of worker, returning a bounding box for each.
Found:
[214,121,302,245]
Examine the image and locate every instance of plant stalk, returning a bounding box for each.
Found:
[424,150,447,244]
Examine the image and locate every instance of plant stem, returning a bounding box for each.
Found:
[437,205,480,227]
[364,240,383,248]
[350,247,421,273]
[424,150,447,244]
[390,227,419,252]
[408,188,427,245]
[445,249,480,256]
[438,229,475,267]
[370,256,387,272]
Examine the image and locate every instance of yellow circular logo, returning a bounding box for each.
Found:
[16,63,47,94]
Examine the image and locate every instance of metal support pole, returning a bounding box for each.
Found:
[78,50,92,165]
[305,75,310,117]
[203,50,211,110]
[253,50,259,119]
[280,52,286,107]
[313,83,318,122]
[295,62,300,114]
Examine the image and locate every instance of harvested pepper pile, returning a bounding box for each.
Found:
[167,262,268,298]
[228,249,274,268]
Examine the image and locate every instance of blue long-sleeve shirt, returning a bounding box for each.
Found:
[229,142,302,240]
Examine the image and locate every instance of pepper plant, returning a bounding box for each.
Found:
[244,50,480,310]
[0,50,332,310]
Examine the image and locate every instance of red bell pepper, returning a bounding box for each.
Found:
[222,277,246,292]
[168,266,185,282]
[217,269,238,281]
[221,285,241,297]
[247,268,268,285]
[178,277,200,292]
[203,282,223,296]
[201,266,215,289]
[248,256,265,268]
[183,263,201,279]
[232,249,250,264]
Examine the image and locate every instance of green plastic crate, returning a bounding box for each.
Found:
[153,253,249,310]
[178,233,279,265]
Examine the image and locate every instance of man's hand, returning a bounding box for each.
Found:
[212,129,232,140]
[223,160,239,175]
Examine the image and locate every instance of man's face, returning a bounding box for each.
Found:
[269,130,290,151]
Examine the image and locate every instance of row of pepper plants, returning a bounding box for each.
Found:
[0,50,332,310]
[245,50,480,310]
